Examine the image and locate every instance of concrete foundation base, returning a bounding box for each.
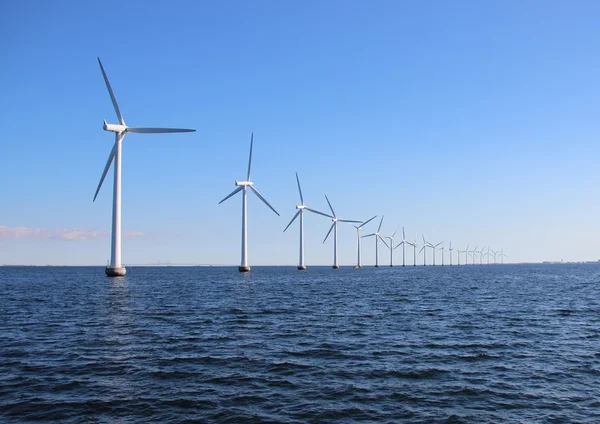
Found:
[332,265,340,269]
[354,265,361,269]
[105,266,126,277]
[238,266,251,272]
[297,265,307,270]
[375,265,379,268]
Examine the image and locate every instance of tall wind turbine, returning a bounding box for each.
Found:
[471,245,479,265]
[219,134,279,272]
[420,235,429,266]
[394,227,410,267]
[94,58,195,277]
[438,244,446,266]
[463,244,470,265]
[362,216,386,267]
[383,228,399,267]
[428,240,443,266]
[448,241,453,266]
[410,239,418,266]
[500,249,507,264]
[322,196,360,269]
[283,173,332,270]
[491,249,498,264]
[478,247,485,265]
[353,215,377,268]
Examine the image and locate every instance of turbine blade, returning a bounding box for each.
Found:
[419,246,425,253]
[325,195,336,217]
[402,226,405,240]
[394,242,402,251]
[379,235,390,250]
[247,132,253,181]
[436,241,443,247]
[295,172,304,205]
[304,207,333,218]
[249,185,279,216]
[97,58,125,125]
[93,137,119,202]
[362,233,375,238]
[339,219,362,223]
[323,222,335,243]
[283,210,301,232]
[377,215,384,232]
[127,127,195,133]
[449,241,452,249]
[218,186,243,204]
[360,215,377,228]
[422,234,426,244]
[392,227,398,238]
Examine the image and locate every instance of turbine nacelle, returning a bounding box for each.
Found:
[235,180,254,187]
[296,205,306,210]
[103,120,127,134]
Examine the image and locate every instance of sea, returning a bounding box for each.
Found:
[1,264,599,423]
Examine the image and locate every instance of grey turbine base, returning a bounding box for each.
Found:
[105,266,126,277]
[238,266,251,272]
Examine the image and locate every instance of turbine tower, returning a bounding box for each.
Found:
[362,216,386,267]
[283,173,331,270]
[448,241,453,266]
[383,228,398,267]
[394,227,410,267]
[419,235,429,266]
[353,215,377,268]
[219,133,279,272]
[427,240,443,266]
[93,58,195,277]
[438,244,446,266]
[322,196,360,269]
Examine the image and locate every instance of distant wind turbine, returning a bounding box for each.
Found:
[491,249,498,264]
[448,241,453,266]
[219,133,280,272]
[93,58,195,277]
[500,249,507,264]
[322,196,360,269]
[463,244,470,265]
[353,216,377,268]
[362,216,386,267]
[438,244,446,266]
[420,234,429,266]
[428,240,443,266]
[383,228,399,267]
[283,173,332,270]
[393,227,410,267]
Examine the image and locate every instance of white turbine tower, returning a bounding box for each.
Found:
[383,228,399,267]
[353,215,378,268]
[94,58,195,277]
[219,133,279,272]
[448,241,453,266]
[427,240,443,266]
[419,235,429,266]
[362,216,386,267]
[438,244,446,266]
[472,245,479,265]
[491,249,498,264]
[322,196,360,269]
[464,244,470,265]
[393,227,410,267]
[283,173,332,270]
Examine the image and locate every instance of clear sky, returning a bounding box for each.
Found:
[1,0,600,266]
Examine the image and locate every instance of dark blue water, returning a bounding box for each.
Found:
[1,264,600,423]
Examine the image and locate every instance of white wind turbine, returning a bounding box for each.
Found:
[478,246,485,265]
[383,228,399,267]
[448,241,453,266]
[353,215,378,268]
[463,244,470,265]
[419,234,429,266]
[410,237,418,266]
[438,244,446,266]
[491,249,498,264]
[500,249,507,264]
[322,196,360,269]
[93,58,195,277]
[283,173,332,270]
[427,240,443,266]
[362,216,386,267]
[219,133,279,272]
[393,227,410,267]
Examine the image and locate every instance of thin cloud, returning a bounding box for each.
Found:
[0,225,144,241]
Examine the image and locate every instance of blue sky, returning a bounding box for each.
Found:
[1,0,600,265]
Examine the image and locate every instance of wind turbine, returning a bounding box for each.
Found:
[283,173,332,270]
[219,133,279,272]
[500,249,507,264]
[438,244,446,266]
[448,241,453,266]
[383,228,399,267]
[322,196,360,269]
[362,216,386,267]
[464,244,470,265]
[471,245,479,265]
[93,58,195,277]
[393,227,410,267]
[478,247,485,265]
[353,215,377,268]
[420,234,429,266]
[427,240,443,266]
[491,249,498,264]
